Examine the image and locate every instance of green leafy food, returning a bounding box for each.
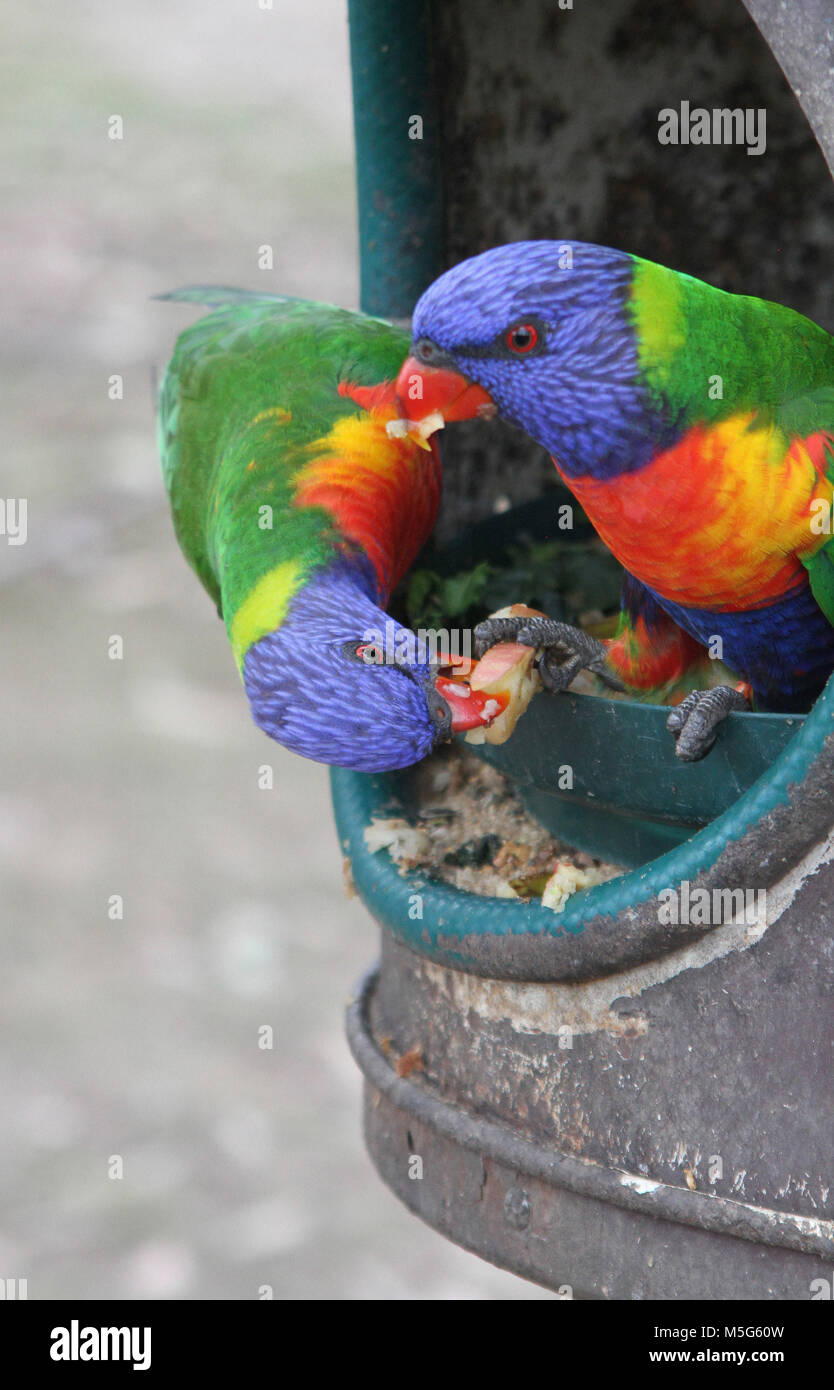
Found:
[402,536,623,634]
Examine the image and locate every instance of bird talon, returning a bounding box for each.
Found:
[537,649,582,692]
[474,613,624,691]
[667,686,750,761]
[473,615,531,658]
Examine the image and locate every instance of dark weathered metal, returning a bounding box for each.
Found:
[743,0,834,178]
[355,1078,831,1298]
[348,848,834,1296]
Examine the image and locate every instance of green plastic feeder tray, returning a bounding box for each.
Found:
[330,501,834,983]
[473,692,804,869]
[331,676,832,982]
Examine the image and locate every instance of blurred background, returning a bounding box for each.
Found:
[0,0,553,1297]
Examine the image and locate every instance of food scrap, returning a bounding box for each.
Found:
[385,410,445,449]
[541,861,614,914]
[365,745,622,906]
[362,817,430,869]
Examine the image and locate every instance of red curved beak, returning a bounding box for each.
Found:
[394,356,496,424]
[434,674,508,733]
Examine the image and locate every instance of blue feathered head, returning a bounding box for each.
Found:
[397,240,673,477]
[241,561,490,773]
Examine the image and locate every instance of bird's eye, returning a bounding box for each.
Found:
[342,638,386,665]
[414,338,439,364]
[505,323,539,355]
[356,642,384,665]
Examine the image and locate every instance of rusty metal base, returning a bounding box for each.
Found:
[348,969,832,1299]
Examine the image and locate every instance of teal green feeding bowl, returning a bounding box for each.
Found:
[331,499,834,980]
[470,692,805,868]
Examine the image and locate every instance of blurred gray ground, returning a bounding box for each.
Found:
[0,0,551,1297]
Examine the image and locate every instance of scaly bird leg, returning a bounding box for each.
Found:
[666,685,751,762]
[473,615,625,692]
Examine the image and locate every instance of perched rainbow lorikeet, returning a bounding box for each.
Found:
[157,288,497,772]
[393,241,834,758]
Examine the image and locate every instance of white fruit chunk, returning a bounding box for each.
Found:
[464,641,541,746]
[363,817,429,866]
[463,603,547,746]
[385,411,445,444]
[542,862,610,913]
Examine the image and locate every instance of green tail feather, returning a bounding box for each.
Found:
[154,285,305,308]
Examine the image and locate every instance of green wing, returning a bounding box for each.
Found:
[157,290,410,632]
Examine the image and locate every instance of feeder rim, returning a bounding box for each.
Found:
[331,671,834,979]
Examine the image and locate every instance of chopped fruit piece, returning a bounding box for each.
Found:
[434,651,477,681]
[495,603,547,621]
[542,862,610,913]
[385,409,445,448]
[362,817,429,868]
[464,640,541,746]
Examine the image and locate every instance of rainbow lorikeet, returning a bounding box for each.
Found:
[157,288,497,772]
[393,241,834,759]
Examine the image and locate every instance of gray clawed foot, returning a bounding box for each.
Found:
[473,615,625,692]
[666,685,750,761]
[473,615,534,658]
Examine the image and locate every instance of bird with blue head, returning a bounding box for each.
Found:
[394,240,834,759]
[158,288,503,774]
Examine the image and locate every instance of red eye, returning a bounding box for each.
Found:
[506,323,539,354]
[356,642,384,664]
